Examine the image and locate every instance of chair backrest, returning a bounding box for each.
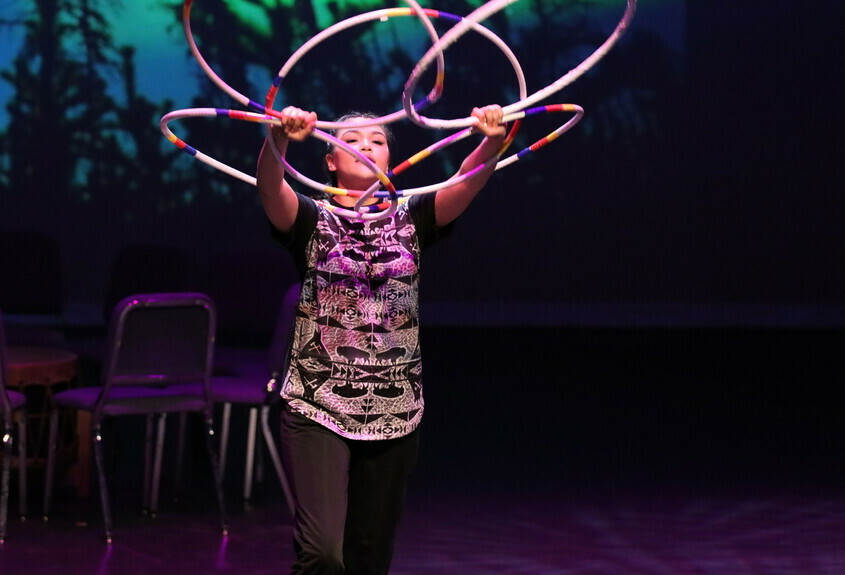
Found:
[102,293,216,391]
[205,248,297,346]
[0,231,63,316]
[103,243,200,323]
[0,309,12,422]
[268,282,301,379]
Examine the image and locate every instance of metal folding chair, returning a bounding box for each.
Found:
[42,293,227,543]
[0,310,28,543]
[210,282,299,514]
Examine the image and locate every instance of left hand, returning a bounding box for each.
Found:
[471,105,506,138]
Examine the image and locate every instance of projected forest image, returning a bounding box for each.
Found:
[0,1,720,314]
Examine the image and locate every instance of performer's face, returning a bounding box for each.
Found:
[325,122,391,191]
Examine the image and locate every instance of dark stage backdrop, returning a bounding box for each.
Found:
[1,0,843,328]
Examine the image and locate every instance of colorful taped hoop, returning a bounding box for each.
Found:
[161,0,637,219]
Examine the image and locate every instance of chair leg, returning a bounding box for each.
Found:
[42,409,61,520]
[1,424,11,543]
[203,415,228,535]
[150,414,167,518]
[92,422,114,544]
[15,417,26,520]
[143,414,154,513]
[259,406,294,517]
[173,412,188,496]
[218,403,232,476]
[243,407,258,501]
[254,427,266,486]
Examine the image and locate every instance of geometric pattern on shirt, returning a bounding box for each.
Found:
[283,201,425,440]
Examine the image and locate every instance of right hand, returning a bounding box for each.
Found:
[272,106,317,143]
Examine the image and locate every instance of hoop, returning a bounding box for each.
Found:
[161,0,637,219]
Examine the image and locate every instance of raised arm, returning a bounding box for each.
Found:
[256,107,317,233]
[434,105,507,227]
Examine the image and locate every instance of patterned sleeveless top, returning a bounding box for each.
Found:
[276,193,444,440]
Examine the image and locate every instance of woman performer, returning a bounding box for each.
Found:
[256,104,505,575]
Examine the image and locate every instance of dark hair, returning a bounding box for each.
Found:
[323,112,394,188]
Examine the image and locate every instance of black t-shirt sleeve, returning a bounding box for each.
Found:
[410,192,454,249]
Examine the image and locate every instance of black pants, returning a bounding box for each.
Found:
[279,404,420,575]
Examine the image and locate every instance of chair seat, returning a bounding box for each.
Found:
[52,385,208,416]
[213,347,268,378]
[5,389,26,411]
[209,376,275,405]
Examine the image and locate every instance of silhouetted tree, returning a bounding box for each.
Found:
[0,1,169,219]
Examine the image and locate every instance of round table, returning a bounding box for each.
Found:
[5,345,88,496]
[6,346,78,388]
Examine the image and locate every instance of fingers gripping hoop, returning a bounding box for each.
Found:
[161,0,637,220]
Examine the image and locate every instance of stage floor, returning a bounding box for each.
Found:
[3,482,845,574]
[3,325,844,573]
